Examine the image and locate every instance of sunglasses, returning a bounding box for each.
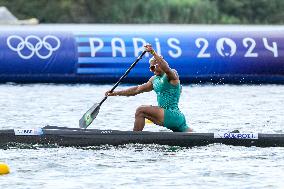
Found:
[149,64,158,72]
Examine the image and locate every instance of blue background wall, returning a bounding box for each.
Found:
[0,25,284,83]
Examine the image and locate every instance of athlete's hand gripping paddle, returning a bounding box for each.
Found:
[79,51,147,129]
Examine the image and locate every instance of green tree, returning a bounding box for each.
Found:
[1,0,284,24]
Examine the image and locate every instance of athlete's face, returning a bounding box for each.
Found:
[149,60,163,76]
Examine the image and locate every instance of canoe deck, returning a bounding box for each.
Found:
[0,126,284,148]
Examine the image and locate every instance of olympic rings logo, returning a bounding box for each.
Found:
[7,35,61,59]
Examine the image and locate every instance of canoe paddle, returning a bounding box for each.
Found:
[79,51,147,129]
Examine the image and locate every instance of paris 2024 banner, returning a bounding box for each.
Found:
[0,25,283,83]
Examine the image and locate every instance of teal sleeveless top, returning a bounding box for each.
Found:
[152,73,181,110]
[152,73,188,132]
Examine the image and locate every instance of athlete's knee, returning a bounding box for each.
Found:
[135,106,146,117]
[135,105,150,117]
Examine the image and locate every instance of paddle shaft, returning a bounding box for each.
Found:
[98,51,147,106]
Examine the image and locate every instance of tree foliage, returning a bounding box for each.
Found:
[0,0,283,24]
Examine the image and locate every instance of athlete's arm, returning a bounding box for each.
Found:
[106,76,154,96]
[145,44,179,83]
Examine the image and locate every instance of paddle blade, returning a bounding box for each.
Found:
[79,103,100,129]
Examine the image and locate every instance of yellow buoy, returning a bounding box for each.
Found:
[0,163,10,175]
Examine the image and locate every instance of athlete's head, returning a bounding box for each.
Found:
[149,55,164,76]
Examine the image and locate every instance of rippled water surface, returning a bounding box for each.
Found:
[0,84,284,189]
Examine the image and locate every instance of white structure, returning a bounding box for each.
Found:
[0,6,38,25]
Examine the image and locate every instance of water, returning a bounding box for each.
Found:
[0,84,284,188]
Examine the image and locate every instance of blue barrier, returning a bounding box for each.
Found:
[0,25,284,84]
